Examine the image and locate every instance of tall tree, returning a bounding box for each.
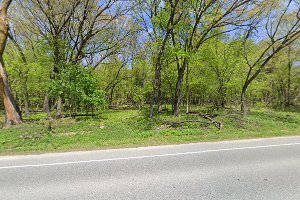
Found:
[19,0,135,116]
[171,0,258,116]
[241,0,300,115]
[0,0,22,125]
[135,0,183,118]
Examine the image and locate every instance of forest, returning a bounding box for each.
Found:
[0,0,299,153]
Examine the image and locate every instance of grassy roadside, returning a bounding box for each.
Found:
[0,107,299,155]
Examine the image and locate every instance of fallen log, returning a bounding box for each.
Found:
[162,118,222,130]
[199,113,223,130]
[186,112,223,130]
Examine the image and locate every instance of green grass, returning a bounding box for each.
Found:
[0,107,299,155]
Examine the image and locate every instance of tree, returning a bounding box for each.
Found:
[49,64,106,116]
[170,0,259,116]
[19,0,136,116]
[201,37,244,109]
[0,0,22,125]
[241,0,300,115]
[135,0,183,118]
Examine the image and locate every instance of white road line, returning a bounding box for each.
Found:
[1,142,300,170]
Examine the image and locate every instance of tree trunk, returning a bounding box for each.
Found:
[0,0,22,125]
[173,60,187,116]
[56,96,63,118]
[150,58,162,118]
[0,60,22,125]
[186,63,189,114]
[22,74,29,116]
[286,47,292,108]
[217,83,226,109]
[150,64,160,118]
[241,85,247,117]
[108,84,117,106]
[24,94,29,116]
[157,69,163,113]
[43,95,50,114]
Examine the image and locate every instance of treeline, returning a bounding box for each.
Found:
[0,0,299,125]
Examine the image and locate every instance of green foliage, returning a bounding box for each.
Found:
[49,64,106,111]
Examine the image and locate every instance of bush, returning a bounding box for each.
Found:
[49,64,106,113]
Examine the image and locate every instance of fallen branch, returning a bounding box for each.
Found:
[187,112,223,130]
[162,118,222,130]
[199,113,223,130]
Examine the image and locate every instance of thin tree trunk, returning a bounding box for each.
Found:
[157,69,162,113]
[21,69,30,116]
[109,84,117,106]
[43,95,50,114]
[217,83,226,109]
[19,69,29,117]
[186,63,189,114]
[56,96,63,118]
[241,85,247,117]
[150,65,160,118]
[286,47,292,108]
[24,86,29,116]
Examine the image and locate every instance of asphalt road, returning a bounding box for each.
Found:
[1,136,300,200]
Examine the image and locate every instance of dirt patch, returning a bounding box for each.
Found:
[63,132,77,136]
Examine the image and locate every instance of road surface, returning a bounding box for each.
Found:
[1,136,300,200]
